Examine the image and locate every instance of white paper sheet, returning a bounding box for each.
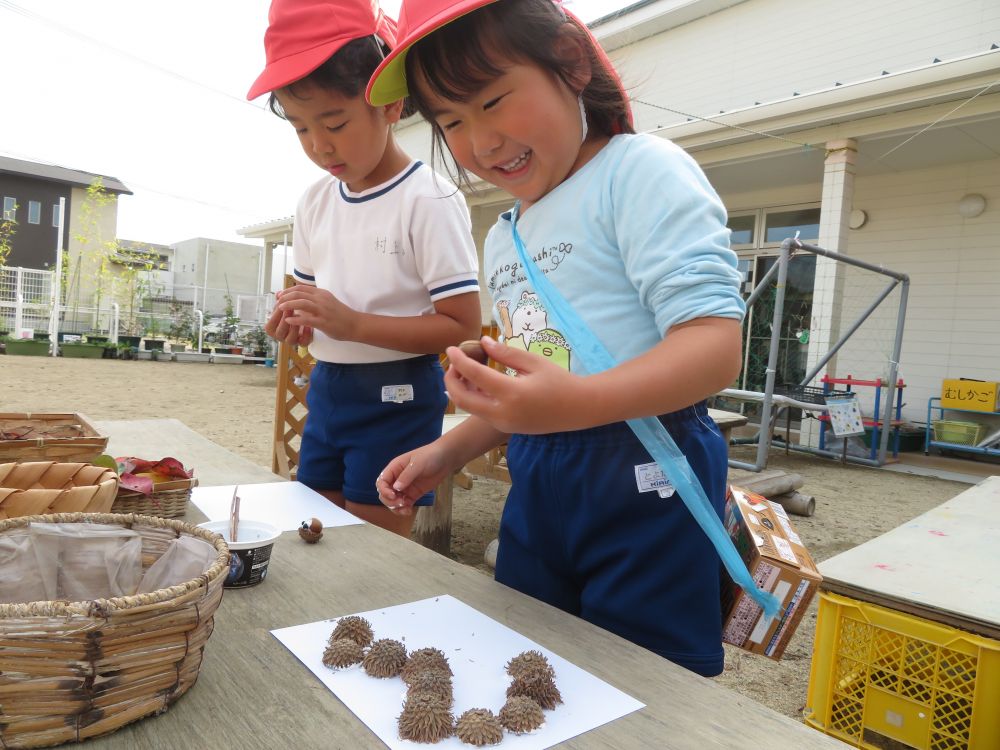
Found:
[271,595,644,749]
[191,482,363,531]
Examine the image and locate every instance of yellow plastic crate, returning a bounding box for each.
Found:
[932,420,984,446]
[806,591,1000,750]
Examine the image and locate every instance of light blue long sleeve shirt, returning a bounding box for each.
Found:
[484,133,744,375]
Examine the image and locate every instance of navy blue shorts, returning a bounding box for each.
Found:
[297,355,448,506]
[495,402,728,677]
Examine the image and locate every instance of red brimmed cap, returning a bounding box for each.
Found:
[248,0,398,100]
[365,0,632,128]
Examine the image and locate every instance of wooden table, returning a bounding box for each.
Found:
[818,475,1000,639]
[95,418,282,487]
[709,408,748,446]
[75,519,841,749]
[76,419,841,748]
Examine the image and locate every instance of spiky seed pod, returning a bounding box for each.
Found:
[455,708,504,746]
[321,638,363,669]
[505,649,554,680]
[499,696,545,734]
[506,673,563,710]
[405,669,454,704]
[401,647,453,684]
[398,692,454,743]
[400,648,453,685]
[330,615,374,648]
[363,638,407,678]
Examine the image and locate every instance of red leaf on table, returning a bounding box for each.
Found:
[116,457,156,475]
[150,457,193,479]
[119,472,154,496]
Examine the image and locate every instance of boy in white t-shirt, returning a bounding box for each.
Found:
[250,0,481,536]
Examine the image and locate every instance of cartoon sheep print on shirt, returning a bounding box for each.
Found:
[497,291,571,371]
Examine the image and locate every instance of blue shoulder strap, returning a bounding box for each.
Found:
[509,205,780,620]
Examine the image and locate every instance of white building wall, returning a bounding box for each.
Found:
[612,0,1000,132]
[829,158,1000,425]
[171,238,265,316]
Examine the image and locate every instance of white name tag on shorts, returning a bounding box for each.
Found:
[382,384,414,404]
[634,461,675,498]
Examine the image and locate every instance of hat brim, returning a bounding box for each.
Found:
[366,0,501,106]
[248,37,354,101]
[366,1,632,130]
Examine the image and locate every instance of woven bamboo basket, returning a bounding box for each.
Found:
[0,413,108,463]
[0,462,119,520]
[111,477,198,519]
[0,512,230,749]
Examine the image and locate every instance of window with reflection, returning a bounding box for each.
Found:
[764,208,820,244]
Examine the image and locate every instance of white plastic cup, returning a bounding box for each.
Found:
[198,519,281,588]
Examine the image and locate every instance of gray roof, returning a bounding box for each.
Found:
[0,155,132,195]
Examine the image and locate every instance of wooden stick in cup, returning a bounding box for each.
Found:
[230,485,240,543]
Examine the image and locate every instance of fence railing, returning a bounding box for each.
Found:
[1,266,272,349]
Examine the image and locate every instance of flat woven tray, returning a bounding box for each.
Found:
[111,477,198,519]
[0,512,229,749]
[0,412,108,463]
[0,461,119,520]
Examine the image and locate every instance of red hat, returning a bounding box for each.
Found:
[247,0,398,100]
[366,0,631,127]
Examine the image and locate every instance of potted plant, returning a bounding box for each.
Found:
[242,325,270,359]
[2,335,50,356]
[118,334,141,349]
[167,302,194,355]
[143,317,165,352]
[221,293,240,352]
[60,340,105,358]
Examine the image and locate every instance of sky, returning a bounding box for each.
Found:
[0,0,629,249]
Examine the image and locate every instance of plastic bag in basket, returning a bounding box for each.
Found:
[0,523,142,604]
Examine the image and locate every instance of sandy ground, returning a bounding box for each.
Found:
[1,355,972,722]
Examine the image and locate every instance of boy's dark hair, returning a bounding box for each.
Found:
[269,36,415,118]
[405,0,634,186]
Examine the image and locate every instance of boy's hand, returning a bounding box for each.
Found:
[264,305,313,347]
[278,285,358,341]
[444,337,592,434]
[376,443,454,515]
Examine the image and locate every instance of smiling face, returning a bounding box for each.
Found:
[275,80,405,192]
[416,58,600,209]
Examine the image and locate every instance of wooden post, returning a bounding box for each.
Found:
[412,477,452,555]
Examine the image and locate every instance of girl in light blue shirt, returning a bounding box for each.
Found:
[372,0,745,676]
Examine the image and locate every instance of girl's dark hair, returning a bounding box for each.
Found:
[269,36,415,118]
[405,0,634,184]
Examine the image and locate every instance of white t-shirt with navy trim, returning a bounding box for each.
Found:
[292,161,479,363]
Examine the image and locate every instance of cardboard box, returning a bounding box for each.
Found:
[940,378,1000,413]
[721,486,822,660]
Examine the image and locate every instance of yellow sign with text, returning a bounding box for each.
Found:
[940,379,1000,412]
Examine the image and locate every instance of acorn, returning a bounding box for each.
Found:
[505,650,554,680]
[329,615,374,648]
[455,708,504,746]
[506,672,562,710]
[362,638,407,678]
[322,638,363,669]
[398,692,454,743]
[457,339,488,365]
[298,518,323,543]
[499,696,545,734]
